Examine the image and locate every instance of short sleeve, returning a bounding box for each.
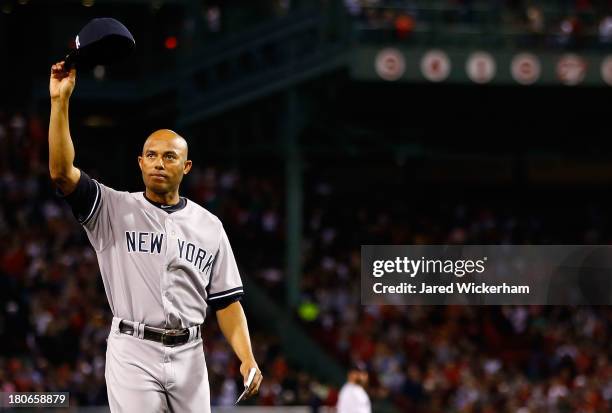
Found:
[61,171,122,252]
[206,225,244,311]
[59,170,101,222]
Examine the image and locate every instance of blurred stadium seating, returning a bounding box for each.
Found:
[350,0,612,50]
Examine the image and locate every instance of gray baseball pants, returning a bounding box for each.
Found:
[105,317,210,412]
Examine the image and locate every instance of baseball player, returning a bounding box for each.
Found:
[336,361,371,413]
[48,61,263,412]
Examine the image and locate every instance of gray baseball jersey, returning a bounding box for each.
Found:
[62,170,244,411]
[63,170,244,327]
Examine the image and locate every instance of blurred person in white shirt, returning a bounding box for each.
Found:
[336,361,371,413]
[600,16,612,43]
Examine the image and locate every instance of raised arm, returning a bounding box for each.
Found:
[49,61,81,195]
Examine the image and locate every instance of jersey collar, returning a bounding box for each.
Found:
[142,193,187,214]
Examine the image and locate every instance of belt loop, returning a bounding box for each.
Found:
[137,322,145,339]
[111,317,122,334]
[186,325,201,342]
[132,321,139,338]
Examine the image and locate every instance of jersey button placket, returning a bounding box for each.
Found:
[168,218,176,237]
[167,218,177,244]
[162,216,177,322]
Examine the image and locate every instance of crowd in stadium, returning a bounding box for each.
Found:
[296,173,612,411]
[1,111,612,412]
[195,0,612,49]
[345,0,612,48]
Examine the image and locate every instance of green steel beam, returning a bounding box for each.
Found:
[285,89,303,308]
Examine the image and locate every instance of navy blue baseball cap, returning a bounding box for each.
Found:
[349,360,368,373]
[65,18,135,68]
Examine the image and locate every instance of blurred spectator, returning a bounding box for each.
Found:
[599,15,612,43]
[527,5,544,34]
[394,14,415,39]
[337,361,371,413]
[206,6,222,33]
[558,15,583,47]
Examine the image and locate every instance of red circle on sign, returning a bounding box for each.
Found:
[375,48,406,81]
[421,50,451,82]
[557,54,587,86]
[511,53,541,85]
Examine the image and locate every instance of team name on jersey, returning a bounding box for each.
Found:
[125,231,214,275]
[177,239,214,275]
[126,231,164,254]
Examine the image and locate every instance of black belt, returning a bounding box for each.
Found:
[119,320,200,347]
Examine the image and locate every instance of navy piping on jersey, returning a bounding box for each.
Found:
[60,170,103,224]
[205,237,242,312]
[143,193,187,213]
[206,287,244,311]
[207,287,244,300]
[81,180,101,225]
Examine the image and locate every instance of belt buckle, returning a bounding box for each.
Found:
[161,329,183,347]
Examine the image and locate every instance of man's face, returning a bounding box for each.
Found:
[349,370,369,387]
[138,131,192,195]
[356,371,369,386]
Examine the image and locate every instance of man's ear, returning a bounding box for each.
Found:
[138,156,143,170]
[184,160,193,175]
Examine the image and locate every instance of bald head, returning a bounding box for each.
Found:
[138,129,193,199]
[143,129,188,160]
